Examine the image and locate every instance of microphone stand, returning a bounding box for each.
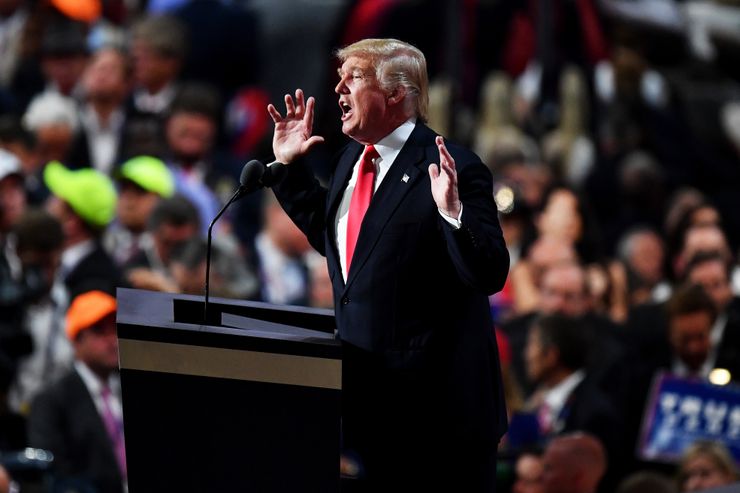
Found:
[203,187,244,324]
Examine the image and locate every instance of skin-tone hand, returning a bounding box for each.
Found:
[267,89,325,164]
[428,135,461,218]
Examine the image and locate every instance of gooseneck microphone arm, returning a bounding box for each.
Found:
[203,159,265,324]
[203,187,243,324]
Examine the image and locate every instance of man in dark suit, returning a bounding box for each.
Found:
[267,39,509,490]
[522,314,624,492]
[44,161,123,300]
[28,290,126,493]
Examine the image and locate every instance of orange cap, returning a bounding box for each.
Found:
[66,290,117,340]
[51,0,101,23]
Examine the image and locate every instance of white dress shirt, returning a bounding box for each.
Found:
[541,369,586,433]
[80,105,125,175]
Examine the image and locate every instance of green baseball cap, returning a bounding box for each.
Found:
[117,155,175,198]
[44,161,117,228]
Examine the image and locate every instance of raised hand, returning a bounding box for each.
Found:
[428,136,461,219]
[267,89,325,164]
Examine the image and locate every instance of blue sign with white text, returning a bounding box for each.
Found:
[639,373,740,464]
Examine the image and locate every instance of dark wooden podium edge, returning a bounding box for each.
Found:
[119,338,342,390]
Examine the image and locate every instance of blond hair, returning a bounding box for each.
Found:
[336,38,429,122]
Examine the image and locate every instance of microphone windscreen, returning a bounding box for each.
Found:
[261,162,287,187]
[239,160,265,189]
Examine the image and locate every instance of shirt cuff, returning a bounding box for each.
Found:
[439,204,463,229]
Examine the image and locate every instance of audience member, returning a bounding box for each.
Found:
[504,261,625,398]
[44,161,122,300]
[253,191,314,305]
[123,195,199,293]
[104,155,174,267]
[0,117,47,205]
[28,290,126,493]
[37,18,89,100]
[68,46,132,174]
[0,149,33,372]
[522,314,623,474]
[168,237,258,300]
[541,432,607,493]
[125,13,186,158]
[163,83,236,236]
[616,471,677,493]
[513,449,545,493]
[22,92,79,166]
[617,226,669,305]
[8,209,67,414]
[677,440,739,492]
[683,252,740,381]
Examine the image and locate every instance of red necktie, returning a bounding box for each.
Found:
[346,145,378,273]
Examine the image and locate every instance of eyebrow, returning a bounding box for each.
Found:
[338,65,370,77]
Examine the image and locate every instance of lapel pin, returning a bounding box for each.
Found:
[402,174,409,183]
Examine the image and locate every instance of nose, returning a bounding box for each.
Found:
[335,76,348,94]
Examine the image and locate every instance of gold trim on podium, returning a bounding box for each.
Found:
[119,339,341,390]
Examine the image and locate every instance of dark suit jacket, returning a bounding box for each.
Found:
[27,370,124,493]
[64,243,125,301]
[558,376,626,493]
[273,123,509,480]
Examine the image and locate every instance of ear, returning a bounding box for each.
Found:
[386,85,407,106]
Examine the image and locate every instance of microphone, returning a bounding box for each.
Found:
[260,161,287,187]
[235,159,266,198]
[203,160,265,323]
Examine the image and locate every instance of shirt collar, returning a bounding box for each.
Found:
[81,104,125,132]
[373,118,416,163]
[61,239,95,274]
[75,360,121,397]
[543,369,586,412]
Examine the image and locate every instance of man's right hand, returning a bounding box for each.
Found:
[267,88,325,164]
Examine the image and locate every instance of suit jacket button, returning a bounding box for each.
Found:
[341,297,350,305]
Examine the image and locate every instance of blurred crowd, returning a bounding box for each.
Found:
[1,0,740,492]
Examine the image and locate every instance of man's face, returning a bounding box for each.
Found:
[0,174,26,232]
[82,48,129,103]
[117,181,160,233]
[670,311,712,372]
[513,454,545,493]
[540,265,588,316]
[688,260,733,311]
[335,56,392,144]
[74,313,119,375]
[628,232,664,286]
[524,327,555,385]
[131,41,178,91]
[154,222,196,264]
[166,112,215,165]
[42,54,88,95]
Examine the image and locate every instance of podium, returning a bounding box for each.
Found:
[116,288,341,492]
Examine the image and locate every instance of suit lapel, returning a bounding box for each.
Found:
[343,124,432,291]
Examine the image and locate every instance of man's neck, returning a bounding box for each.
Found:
[542,367,573,389]
[89,99,121,125]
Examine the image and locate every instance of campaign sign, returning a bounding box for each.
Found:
[638,372,740,463]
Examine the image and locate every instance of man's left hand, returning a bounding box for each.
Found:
[429,135,461,218]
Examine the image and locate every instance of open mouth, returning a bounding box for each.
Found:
[340,101,352,120]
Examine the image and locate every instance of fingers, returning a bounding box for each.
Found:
[436,135,455,170]
[428,163,440,180]
[304,135,326,150]
[295,89,305,117]
[267,104,282,123]
[305,96,315,135]
[284,93,296,118]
